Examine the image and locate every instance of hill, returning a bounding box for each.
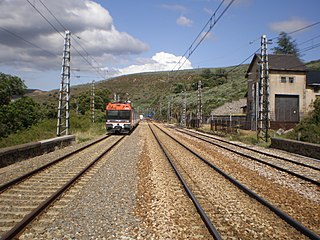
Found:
[31,59,319,122]
[32,65,249,121]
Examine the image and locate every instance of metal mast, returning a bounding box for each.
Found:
[197,80,202,126]
[57,30,71,136]
[181,90,187,126]
[257,35,270,142]
[167,101,171,123]
[91,80,95,123]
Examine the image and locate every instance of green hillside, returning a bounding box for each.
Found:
[31,59,319,122]
[33,65,249,121]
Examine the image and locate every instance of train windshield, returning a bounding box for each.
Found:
[107,110,131,120]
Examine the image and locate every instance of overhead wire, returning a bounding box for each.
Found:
[0,26,58,58]
[171,0,235,73]
[25,0,64,38]
[225,21,320,76]
[270,21,320,41]
[26,0,107,80]
[37,0,106,79]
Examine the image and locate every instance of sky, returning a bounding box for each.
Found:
[0,0,319,91]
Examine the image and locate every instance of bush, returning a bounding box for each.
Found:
[285,98,320,144]
[0,97,43,137]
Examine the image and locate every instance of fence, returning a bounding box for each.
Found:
[209,115,247,133]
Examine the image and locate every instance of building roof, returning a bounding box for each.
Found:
[246,54,307,77]
[268,54,307,71]
[306,70,320,86]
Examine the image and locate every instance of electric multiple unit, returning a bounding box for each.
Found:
[106,101,139,134]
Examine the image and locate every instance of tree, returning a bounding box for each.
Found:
[200,69,213,79]
[0,97,43,137]
[0,73,45,138]
[0,73,26,105]
[288,98,320,144]
[272,32,300,58]
[72,89,110,115]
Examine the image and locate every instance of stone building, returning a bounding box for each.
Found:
[246,54,320,130]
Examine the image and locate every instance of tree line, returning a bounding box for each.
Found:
[0,73,44,138]
[0,73,110,138]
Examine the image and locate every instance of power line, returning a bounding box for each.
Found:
[26,0,107,80]
[172,0,235,73]
[225,48,261,75]
[0,26,58,58]
[38,0,107,79]
[299,42,320,53]
[227,22,320,76]
[273,21,320,40]
[37,0,66,31]
[25,0,64,38]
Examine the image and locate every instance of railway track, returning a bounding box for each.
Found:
[174,127,320,186]
[150,123,319,239]
[0,135,125,239]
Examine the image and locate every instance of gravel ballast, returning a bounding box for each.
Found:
[1,122,318,239]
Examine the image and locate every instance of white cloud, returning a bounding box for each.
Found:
[269,17,311,33]
[176,16,193,27]
[161,4,187,13]
[204,7,213,15]
[0,0,149,72]
[115,52,193,75]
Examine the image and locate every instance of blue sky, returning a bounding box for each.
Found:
[0,0,319,91]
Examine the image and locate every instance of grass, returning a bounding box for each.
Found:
[0,112,106,148]
[197,124,273,147]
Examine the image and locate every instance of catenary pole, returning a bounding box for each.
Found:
[57,30,71,136]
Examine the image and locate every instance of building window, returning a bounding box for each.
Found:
[289,77,295,83]
[280,77,286,83]
[280,76,295,83]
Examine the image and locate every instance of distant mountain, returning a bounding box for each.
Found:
[25,89,47,96]
[306,59,320,71]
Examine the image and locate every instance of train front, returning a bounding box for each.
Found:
[106,102,132,134]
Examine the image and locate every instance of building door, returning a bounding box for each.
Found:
[275,95,299,122]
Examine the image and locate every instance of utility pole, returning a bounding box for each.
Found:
[57,30,71,136]
[257,35,270,142]
[167,101,171,123]
[181,90,187,126]
[91,80,95,123]
[197,80,202,127]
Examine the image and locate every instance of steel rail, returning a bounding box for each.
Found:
[179,127,320,171]
[0,136,124,240]
[0,134,110,192]
[175,128,320,186]
[154,124,320,240]
[149,124,222,240]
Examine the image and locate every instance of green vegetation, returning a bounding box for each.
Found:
[0,73,26,105]
[272,32,300,58]
[93,66,247,121]
[0,72,108,148]
[284,98,320,144]
[0,73,44,138]
[306,59,320,71]
[0,111,106,148]
[1,56,319,148]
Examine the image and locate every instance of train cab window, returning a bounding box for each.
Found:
[107,110,118,119]
[118,110,130,119]
[107,110,130,120]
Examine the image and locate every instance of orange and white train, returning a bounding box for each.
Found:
[105,101,140,134]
